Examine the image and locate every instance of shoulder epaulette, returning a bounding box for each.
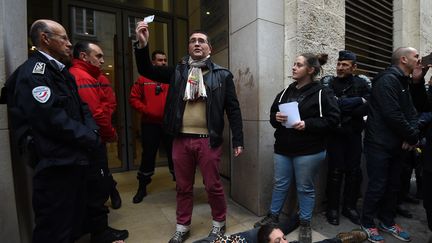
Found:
[357,74,372,88]
[32,62,46,75]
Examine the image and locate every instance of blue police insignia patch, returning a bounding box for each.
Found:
[32,86,51,103]
[32,62,46,74]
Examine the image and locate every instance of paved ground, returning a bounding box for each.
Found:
[78,169,432,242]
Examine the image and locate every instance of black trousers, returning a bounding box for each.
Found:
[326,132,363,209]
[138,123,173,183]
[327,132,362,170]
[32,164,86,243]
[83,143,112,234]
[361,143,403,227]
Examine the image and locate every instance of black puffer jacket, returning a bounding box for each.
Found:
[270,81,340,156]
[364,65,419,149]
[134,45,243,148]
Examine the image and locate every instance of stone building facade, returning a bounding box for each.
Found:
[1,0,432,240]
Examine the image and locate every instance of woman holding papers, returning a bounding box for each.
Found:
[254,53,340,243]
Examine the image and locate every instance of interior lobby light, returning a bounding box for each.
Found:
[105,72,110,76]
[206,11,210,15]
[108,64,113,68]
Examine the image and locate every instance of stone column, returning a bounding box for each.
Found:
[393,0,420,49]
[419,0,432,81]
[230,0,285,215]
[394,0,432,88]
[0,0,30,241]
[230,0,345,215]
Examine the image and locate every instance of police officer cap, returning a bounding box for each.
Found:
[338,50,356,61]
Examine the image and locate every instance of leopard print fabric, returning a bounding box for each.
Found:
[212,234,247,243]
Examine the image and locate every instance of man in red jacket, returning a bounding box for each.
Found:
[129,50,175,203]
[69,41,128,243]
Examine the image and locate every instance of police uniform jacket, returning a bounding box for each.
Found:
[321,74,370,133]
[6,51,100,174]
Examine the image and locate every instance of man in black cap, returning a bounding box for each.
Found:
[321,50,371,225]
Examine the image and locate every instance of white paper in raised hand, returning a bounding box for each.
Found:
[143,15,155,24]
[278,102,301,128]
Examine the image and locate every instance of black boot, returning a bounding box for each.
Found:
[298,220,312,243]
[110,179,122,209]
[342,168,362,225]
[326,209,339,225]
[326,168,343,225]
[91,226,129,243]
[133,179,148,204]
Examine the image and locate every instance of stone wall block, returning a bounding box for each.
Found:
[231,21,259,121]
[231,120,260,213]
[258,0,284,25]
[230,0,257,33]
[257,20,284,120]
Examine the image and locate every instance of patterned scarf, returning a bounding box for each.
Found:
[184,55,209,101]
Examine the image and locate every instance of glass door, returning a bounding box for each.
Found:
[66,4,126,171]
[122,12,173,170]
[63,2,174,171]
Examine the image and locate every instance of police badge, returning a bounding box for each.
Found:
[32,86,51,103]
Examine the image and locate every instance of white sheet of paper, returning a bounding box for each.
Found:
[144,15,155,24]
[278,102,301,128]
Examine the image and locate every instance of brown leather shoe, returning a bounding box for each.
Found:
[336,229,367,243]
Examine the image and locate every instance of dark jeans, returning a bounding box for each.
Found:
[32,165,86,243]
[361,143,403,227]
[83,143,112,234]
[138,123,173,183]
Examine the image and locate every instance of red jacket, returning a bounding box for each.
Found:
[129,76,169,124]
[69,59,117,142]
[99,75,116,117]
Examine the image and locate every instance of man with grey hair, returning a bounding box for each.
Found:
[360,47,420,243]
[5,19,100,243]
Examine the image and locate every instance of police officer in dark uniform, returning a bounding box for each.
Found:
[5,19,100,243]
[321,50,371,225]
[5,19,128,243]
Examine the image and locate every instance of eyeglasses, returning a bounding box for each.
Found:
[188,38,208,45]
[155,83,163,95]
[44,32,70,42]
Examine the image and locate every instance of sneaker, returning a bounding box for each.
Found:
[168,230,190,243]
[361,225,384,243]
[253,213,279,228]
[336,229,367,243]
[378,222,411,242]
[298,220,312,243]
[208,220,226,237]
